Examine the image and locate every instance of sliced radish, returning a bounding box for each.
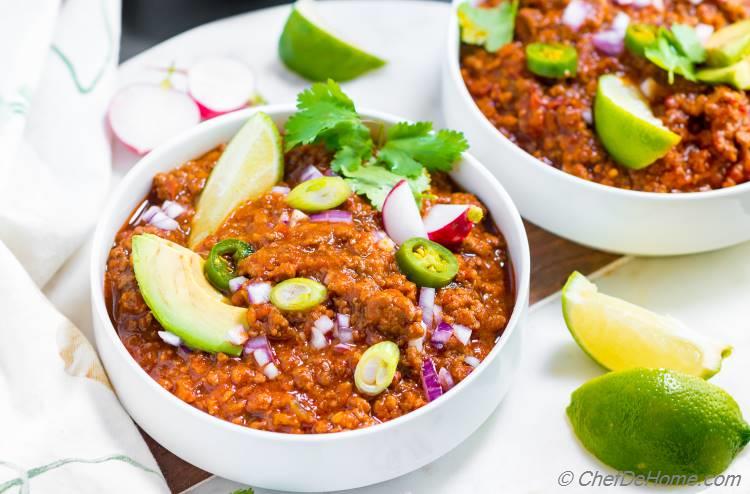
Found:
[187,58,257,119]
[381,180,427,245]
[423,204,483,248]
[108,84,201,155]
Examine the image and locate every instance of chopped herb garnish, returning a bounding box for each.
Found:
[230,489,254,494]
[284,80,469,209]
[671,24,707,63]
[458,0,519,52]
[644,28,697,83]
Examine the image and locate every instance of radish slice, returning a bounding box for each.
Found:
[108,84,201,155]
[381,180,427,245]
[187,58,257,119]
[423,204,483,247]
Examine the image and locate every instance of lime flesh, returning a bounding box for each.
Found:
[278,0,386,81]
[567,368,750,479]
[562,271,732,378]
[594,75,680,169]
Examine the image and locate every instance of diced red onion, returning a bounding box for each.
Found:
[271,185,291,195]
[453,324,472,345]
[433,304,443,327]
[253,348,271,367]
[290,209,309,226]
[438,367,455,391]
[632,0,652,6]
[263,362,280,380]
[464,355,480,368]
[140,205,161,223]
[431,321,454,350]
[582,108,593,125]
[314,315,334,334]
[419,287,436,328]
[372,230,387,242]
[593,29,625,56]
[310,327,328,349]
[247,282,272,304]
[309,210,353,223]
[336,313,350,329]
[158,330,182,347]
[695,23,714,44]
[612,12,630,34]
[226,325,249,345]
[279,211,290,224]
[409,335,425,352]
[561,0,592,32]
[333,343,354,352]
[299,165,323,182]
[421,357,443,402]
[228,276,248,293]
[335,313,353,343]
[161,200,186,219]
[149,210,180,231]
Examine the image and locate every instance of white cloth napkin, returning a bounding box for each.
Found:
[0,1,168,492]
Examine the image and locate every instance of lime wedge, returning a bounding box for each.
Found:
[278,0,386,81]
[594,74,680,169]
[562,272,732,379]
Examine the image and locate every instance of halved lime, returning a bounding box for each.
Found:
[594,74,680,169]
[278,0,386,81]
[562,271,732,378]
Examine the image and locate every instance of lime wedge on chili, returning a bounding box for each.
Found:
[594,74,680,169]
[278,0,386,81]
[562,272,732,379]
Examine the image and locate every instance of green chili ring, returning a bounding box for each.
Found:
[625,24,659,57]
[205,239,254,292]
[526,42,578,78]
[395,238,459,288]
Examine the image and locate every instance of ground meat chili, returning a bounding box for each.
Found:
[460,0,750,192]
[104,144,515,434]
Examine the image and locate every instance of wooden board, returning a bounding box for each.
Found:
[147,222,619,493]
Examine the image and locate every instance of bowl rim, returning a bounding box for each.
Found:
[90,104,531,444]
[446,0,750,202]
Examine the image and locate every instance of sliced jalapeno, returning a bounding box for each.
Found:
[286,176,352,213]
[526,42,578,78]
[625,23,658,57]
[270,278,327,311]
[354,341,400,396]
[204,239,254,292]
[395,238,459,288]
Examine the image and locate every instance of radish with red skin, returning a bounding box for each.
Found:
[381,180,427,245]
[108,84,201,155]
[187,58,258,119]
[423,204,483,247]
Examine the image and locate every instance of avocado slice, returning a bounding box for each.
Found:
[706,20,750,67]
[697,58,750,90]
[132,233,246,356]
[189,112,284,249]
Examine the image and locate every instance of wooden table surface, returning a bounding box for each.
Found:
[144,222,619,493]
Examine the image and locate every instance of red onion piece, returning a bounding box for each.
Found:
[158,330,181,347]
[226,325,249,345]
[247,282,272,304]
[561,0,592,31]
[409,335,425,352]
[289,209,309,226]
[372,230,388,242]
[431,321,454,350]
[632,0,652,6]
[161,200,186,219]
[140,205,161,224]
[335,313,353,343]
[593,29,625,56]
[419,287,436,328]
[421,357,443,402]
[433,304,443,328]
[245,335,280,379]
[582,109,593,125]
[309,210,353,223]
[271,185,291,195]
[333,343,354,352]
[612,12,630,34]
[453,324,472,345]
[464,355,480,368]
[263,362,280,380]
[149,210,180,231]
[314,315,334,334]
[310,327,328,349]
[228,276,248,293]
[253,348,271,367]
[299,165,323,182]
[438,367,455,391]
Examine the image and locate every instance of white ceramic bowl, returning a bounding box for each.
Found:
[90,105,530,492]
[442,0,750,256]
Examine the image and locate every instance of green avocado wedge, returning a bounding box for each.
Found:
[278,0,386,81]
[132,234,246,356]
[705,20,750,67]
[189,112,283,249]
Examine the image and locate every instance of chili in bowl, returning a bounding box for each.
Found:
[91,84,530,491]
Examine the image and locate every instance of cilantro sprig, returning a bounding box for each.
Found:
[643,25,706,84]
[458,0,519,52]
[284,80,469,209]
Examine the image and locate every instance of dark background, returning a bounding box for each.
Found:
[121,0,449,61]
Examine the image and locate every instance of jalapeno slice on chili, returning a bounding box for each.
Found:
[270,278,328,311]
[286,176,352,213]
[526,42,578,78]
[354,341,400,396]
[395,238,459,288]
[204,239,254,292]
[625,23,658,57]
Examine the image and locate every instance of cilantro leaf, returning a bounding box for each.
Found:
[458,0,519,52]
[230,488,254,494]
[645,30,696,84]
[670,24,706,63]
[377,122,469,176]
[344,165,431,210]
[284,80,373,153]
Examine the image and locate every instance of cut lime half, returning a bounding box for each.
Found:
[594,74,680,169]
[562,272,732,379]
[278,0,386,81]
